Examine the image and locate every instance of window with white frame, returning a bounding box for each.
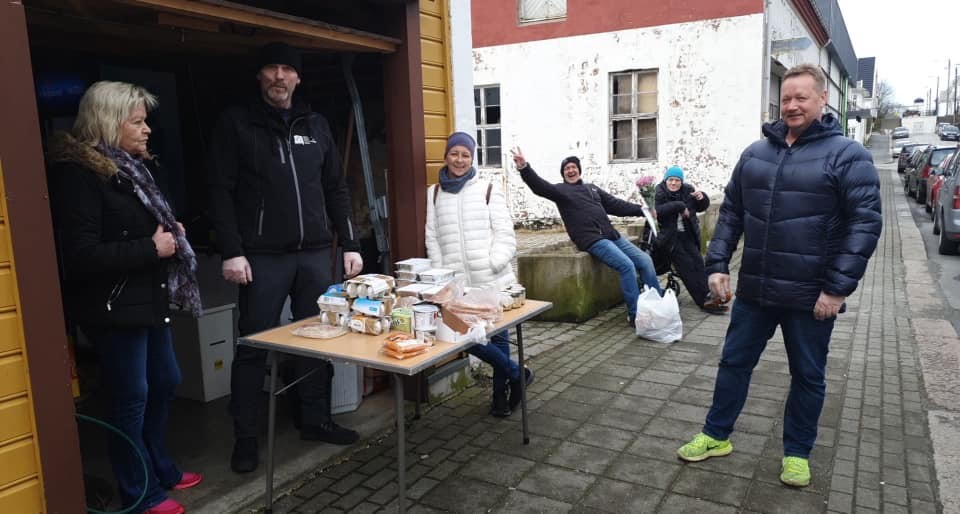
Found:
[519,0,566,23]
[610,70,658,161]
[474,85,501,167]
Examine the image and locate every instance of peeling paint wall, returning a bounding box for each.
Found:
[473,14,765,222]
[767,0,821,69]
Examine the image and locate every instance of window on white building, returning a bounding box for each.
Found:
[519,0,566,24]
[609,70,658,161]
[474,85,501,167]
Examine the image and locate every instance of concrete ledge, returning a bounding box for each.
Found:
[517,198,721,322]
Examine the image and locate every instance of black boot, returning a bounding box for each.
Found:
[231,437,259,473]
[490,382,511,417]
[508,366,535,411]
[300,421,359,445]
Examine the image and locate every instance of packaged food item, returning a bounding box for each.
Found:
[418,268,456,284]
[317,284,351,313]
[421,278,463,304]
[348,314,391,335]
[396,270,419,281]
[344,274,396,299]
[319,311,350,327]
[412,304,439,330]
[415,329,437,345]
[391,307,414,334]
[291,323,348,339]
[394,258,432,272]
[382,347,429,360]
[351,296,396,317]
[382,332,431,352]
[396,283,434,299]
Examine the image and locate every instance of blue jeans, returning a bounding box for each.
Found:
[702,299,835,458]
[587,237,663,317]
[466,331,520,388]
[84,325,183,510]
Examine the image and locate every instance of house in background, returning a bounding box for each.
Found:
[467,0,859,222]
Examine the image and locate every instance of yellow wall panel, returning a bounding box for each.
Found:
[426,162,443,184]
[419,0,442,15]
[0,440,37,487]
[0,223,8,264]
[0,270,15,309]
[424,114,449,139]
[0,479,42,514]
[419,12,443,41]
[426,139,447,160]
[420,39,445,66]
[423,89,448,115]
[0,398,32,444]
[0,355,27,399]
[422,64,446,90]
[0,312,19,354]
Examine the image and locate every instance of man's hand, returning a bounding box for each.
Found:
[509,146,526,170]
[344,251,363,278]
[223,256,253,285]
[691,190,704,201]
[708,273,731,303]
[813,292,845,320]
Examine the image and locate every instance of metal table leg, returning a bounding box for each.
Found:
[516,324,529,445]
[264,350,279,513]
[393,374,407,513]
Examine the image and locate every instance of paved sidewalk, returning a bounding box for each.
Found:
[240,155,947,513]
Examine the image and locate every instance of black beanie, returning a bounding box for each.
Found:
[256,42,302,75]
[560,156,581,177]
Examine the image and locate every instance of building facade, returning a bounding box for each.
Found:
[470,0,859,222]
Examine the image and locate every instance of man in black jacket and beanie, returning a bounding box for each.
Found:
[511,148,662,326]
[676,64,881,488]
[208,43,364,473]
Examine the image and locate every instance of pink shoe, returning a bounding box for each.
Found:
[173,471,202,490]
[143,498,184,514]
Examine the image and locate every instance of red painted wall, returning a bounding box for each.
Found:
[472,0,763,48]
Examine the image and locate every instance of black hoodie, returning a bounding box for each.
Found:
[207,100,359,259]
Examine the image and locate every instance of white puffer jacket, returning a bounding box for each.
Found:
[425,176,517,289]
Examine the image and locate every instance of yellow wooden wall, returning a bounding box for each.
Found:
[420,0,455,184]
[0,161,45,513]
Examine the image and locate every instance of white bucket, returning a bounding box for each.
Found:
[412,304,439,331]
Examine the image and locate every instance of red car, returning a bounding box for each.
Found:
[928,151,957,215]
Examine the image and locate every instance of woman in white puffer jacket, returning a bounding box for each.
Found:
[425,132,533,417]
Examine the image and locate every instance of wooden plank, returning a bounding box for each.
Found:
[0,355,26,400]
[420,38,445,66]
[421,63,446,90]
[419,0,442,16]
[0,478,41,514]
[0,312,19,355]
[425,139,447,161]
[422,89,448,115]
[115,0,399,52]
[0,398,32,445]
[425,162,442,184]
[419,12,443,41]
[0,270,15,310]
[423,114,449,139]
[0,439,36,487]
[0,222,8,265]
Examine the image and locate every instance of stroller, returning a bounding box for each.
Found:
[638,223,681,296]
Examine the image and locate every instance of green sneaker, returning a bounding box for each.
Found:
[780,456,811,487]
[676,432,733,462]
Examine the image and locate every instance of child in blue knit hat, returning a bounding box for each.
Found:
[654,166,727,314]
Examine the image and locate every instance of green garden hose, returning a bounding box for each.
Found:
[75,414,148,514]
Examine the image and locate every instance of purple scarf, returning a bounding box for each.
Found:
[98,144,202,317]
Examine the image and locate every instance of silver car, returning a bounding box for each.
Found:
[934,150,960,254]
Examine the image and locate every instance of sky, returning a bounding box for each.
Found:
[837,0,960,106]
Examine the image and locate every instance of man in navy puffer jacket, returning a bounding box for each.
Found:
[676,64,881,487]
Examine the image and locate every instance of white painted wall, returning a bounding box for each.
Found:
[767,0,820,69]
[473,14,764,221]
[449,0,476,136]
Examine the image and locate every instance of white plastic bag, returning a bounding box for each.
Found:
[634,288,683,343]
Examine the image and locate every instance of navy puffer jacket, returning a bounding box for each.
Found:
[705,114,881,311]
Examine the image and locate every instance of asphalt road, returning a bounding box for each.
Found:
[881,132,960,333]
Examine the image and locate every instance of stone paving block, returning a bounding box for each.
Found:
[558,385,618,405]
[658,493,740,513]
[292,476,335,500]
[658,402,709,424]
[490,432,561,461]
[537,397,599,421]
[881,483,908,506]
[580,478,664,513]
[608,394,663,414]
[319,459,364,480]
[591,407,651,433]
[419,475,507,512]
[425,460,459,481]
[591,363,642,379]
[458,451,536,486]
[517,464,597,503]
[649,361,698,374]
[329,472,369,495]
[908,480,935,501]
[743,481,826,513]
[570,423,637,451]
[262,493,302,514]
[907,464,931,482]
[827,491,853,513]
[642,417,702,441]
[685,451,760,480]
[361,467,397,490]
[496,490,573,513]
[604,454,681,489]
[858,454,881,473]
[545,441,618,475]
[574,373,628,392]
[669,387,714,407]
[856,470,881,490]
[673,465,753,506]
[295,491,339,512]
[910,499,938,514]
[525,412,580,439]
[831,473,855,494]
[625,380,679,399]
[740,396,783,418]
[882,467,906,486]
[855,486,880,510]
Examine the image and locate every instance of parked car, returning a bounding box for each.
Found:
[942,125,960,141]
[898,143,929,173]
[902,147,929,190]
[907,146,956,202]
[927,151,956,214]
[937,122,951,136]
[934,151,960,254]
[892,127,910,139]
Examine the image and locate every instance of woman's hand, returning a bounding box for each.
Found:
[152,224,176,258]
[682,208,690,218]
[509,147,526,170]
[691,190,704,201]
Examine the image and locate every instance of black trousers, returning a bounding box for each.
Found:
[230,250,336,439]
[669,235,710,307]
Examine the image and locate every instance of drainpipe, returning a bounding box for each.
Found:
[761,0,772,123]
